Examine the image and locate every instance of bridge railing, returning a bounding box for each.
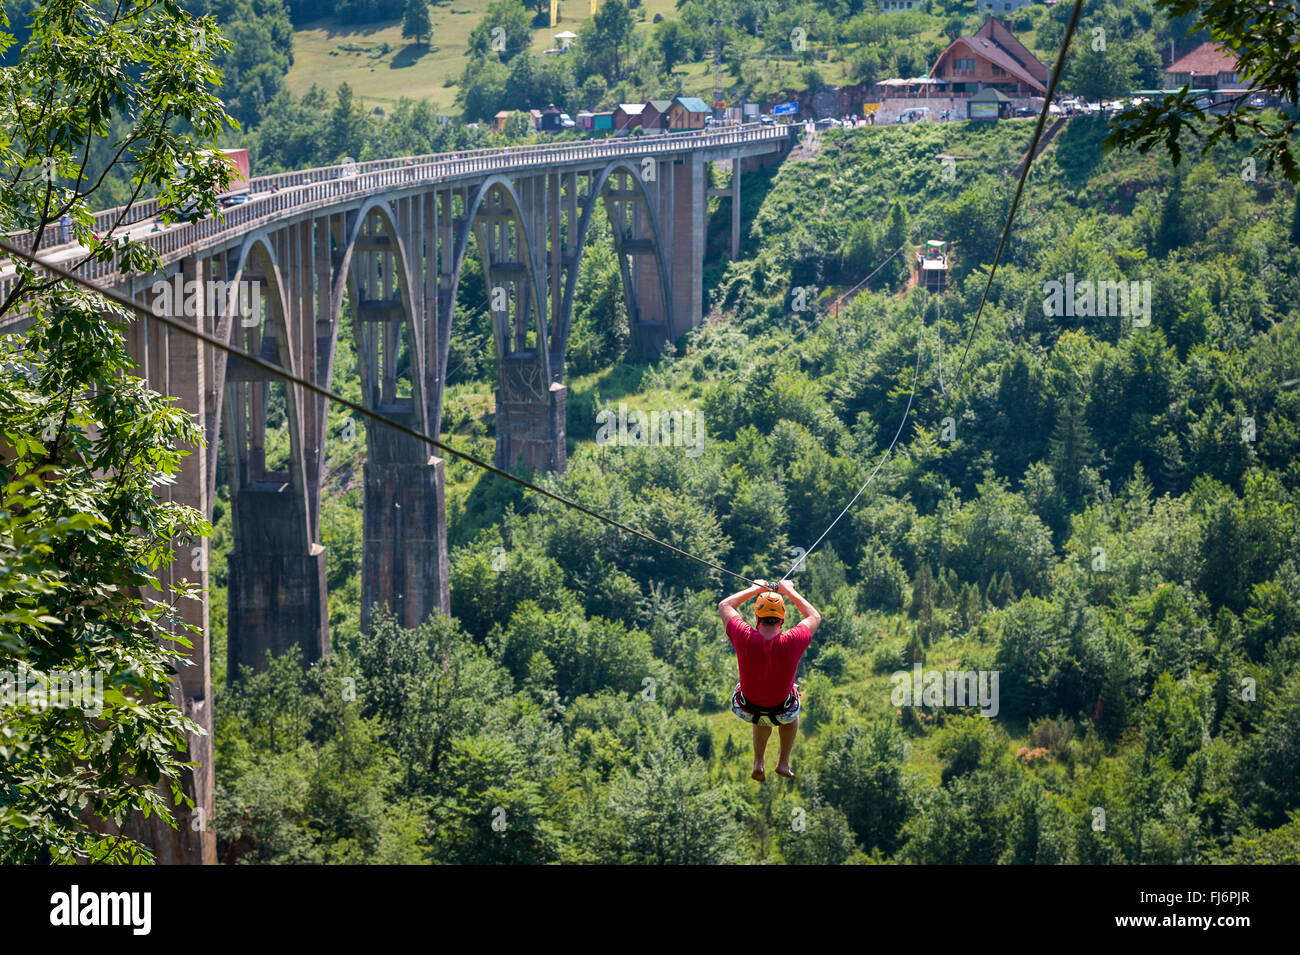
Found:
[2,122,793,294]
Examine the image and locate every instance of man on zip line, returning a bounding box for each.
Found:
[718,579,821,782]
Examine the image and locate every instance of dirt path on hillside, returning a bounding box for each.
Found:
[788,129,822,161]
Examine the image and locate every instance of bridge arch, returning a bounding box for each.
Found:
[335,198,448,631]
[445,174,551,384]
[336,198,430,429]
[217,232,327,676]
[554,158,674,370]
[441,174,559,474]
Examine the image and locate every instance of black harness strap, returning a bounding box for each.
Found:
[736,688,798,725]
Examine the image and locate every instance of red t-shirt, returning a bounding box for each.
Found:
[726,616,812,707]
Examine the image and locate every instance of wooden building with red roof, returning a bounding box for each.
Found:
[1163,42,1243,91]
[930,16,1049,97]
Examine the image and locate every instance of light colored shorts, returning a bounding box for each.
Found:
[732,682,801,726]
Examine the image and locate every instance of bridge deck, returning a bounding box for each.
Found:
[0,123,792,300]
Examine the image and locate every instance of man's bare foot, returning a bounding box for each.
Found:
[751,766,766,782]
[775,764,795,778]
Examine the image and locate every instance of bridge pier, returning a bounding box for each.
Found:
[115,260,217,863]
[670,155,706,340]
[361,409,451,629]
[495,355,566,473]
[227,489,329,674]
[221,240,330,679]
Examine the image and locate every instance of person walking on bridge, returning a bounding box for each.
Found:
[718,579,820,781]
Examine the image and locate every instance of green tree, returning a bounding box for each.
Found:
[1141,673,1207,771]
[458,57,512,122]
[1048,396,1099,507]
[656,18,688,73]
[602,743,742,864]
[431,735,561,863]
[330,83,369,162]
[206,0,295,128]
[1065,40,1133,105]
[885,198,909,250]
[576,0,636,83]
[467,0,533,62]
[778,779,858,865]
[821,721,910,853]
[0,0,234,862]
[401,0,433,44]
[354,608,512,792]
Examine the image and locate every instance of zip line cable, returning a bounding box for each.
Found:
[947,0,1084,398]
[0,235,764,589]
[780,0,1084,583]
[779,299,925,585]
[935,293,946,397]
[827,232,920,317]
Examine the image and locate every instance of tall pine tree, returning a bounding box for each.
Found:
[402,0,432,44]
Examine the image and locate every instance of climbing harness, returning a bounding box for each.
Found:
[732,683,800,726]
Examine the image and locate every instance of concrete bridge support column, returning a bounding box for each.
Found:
[668,154,706,340]
[352,204,450,630]
[730,153,742,260]
[495,355,566,474]
[360,411,450,630]
[224,243,328,677]
[226,495,329,675]
[116,257,217,864]
[626,159,674,359]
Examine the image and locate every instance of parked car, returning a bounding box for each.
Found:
[559,113,575,128]
[898,107,931,123]
[1014,106,1035,117]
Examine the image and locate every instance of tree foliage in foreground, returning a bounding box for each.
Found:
[1105,0,1300,182]
[0,0,235,862]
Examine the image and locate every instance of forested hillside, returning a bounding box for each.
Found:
[4,0,1298,871]
[210,114,1300,864]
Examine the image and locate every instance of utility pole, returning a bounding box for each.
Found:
[713,18,723,118]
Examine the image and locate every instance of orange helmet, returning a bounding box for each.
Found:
[755,590,785,621]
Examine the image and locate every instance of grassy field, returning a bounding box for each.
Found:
[286,0,698,115]
[284,2,1063,114]
[287,8,485,113]
[283,0,867,115]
